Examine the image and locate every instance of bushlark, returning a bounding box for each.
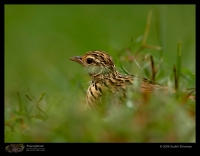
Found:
[70,50,178,109]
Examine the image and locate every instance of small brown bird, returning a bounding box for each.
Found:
[70,50,175,109]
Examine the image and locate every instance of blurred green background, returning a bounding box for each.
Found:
[5,5,195,142]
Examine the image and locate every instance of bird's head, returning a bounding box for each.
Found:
[70,50,116,77]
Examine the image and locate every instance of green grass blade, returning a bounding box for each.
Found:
[177,42,182,80]
[37,92,46,103]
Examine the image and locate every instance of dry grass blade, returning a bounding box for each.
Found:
[143,44,162,51]
[173,65,178,91]
[177,42,182,80]
[187,90,195,101]
[150,55,156,81]
[134,10,162,55]
[142,10,152,46]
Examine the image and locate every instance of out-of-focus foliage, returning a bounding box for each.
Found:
[5,5,195,142]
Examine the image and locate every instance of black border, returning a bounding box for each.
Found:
[4,3,197,154]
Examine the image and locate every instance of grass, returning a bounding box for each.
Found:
[5,5,195,142]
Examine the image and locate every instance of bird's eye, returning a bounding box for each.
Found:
[87,58,93,64]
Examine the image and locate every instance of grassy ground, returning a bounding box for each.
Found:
[5,5,195,142]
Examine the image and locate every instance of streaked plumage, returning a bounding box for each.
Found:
[70,50,173,108]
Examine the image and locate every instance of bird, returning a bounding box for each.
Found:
[69,50,190,109]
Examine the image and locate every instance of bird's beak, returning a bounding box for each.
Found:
[70,56,84,66]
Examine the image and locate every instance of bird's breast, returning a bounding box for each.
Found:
[86,78,128,107]
[86,81,103,107]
